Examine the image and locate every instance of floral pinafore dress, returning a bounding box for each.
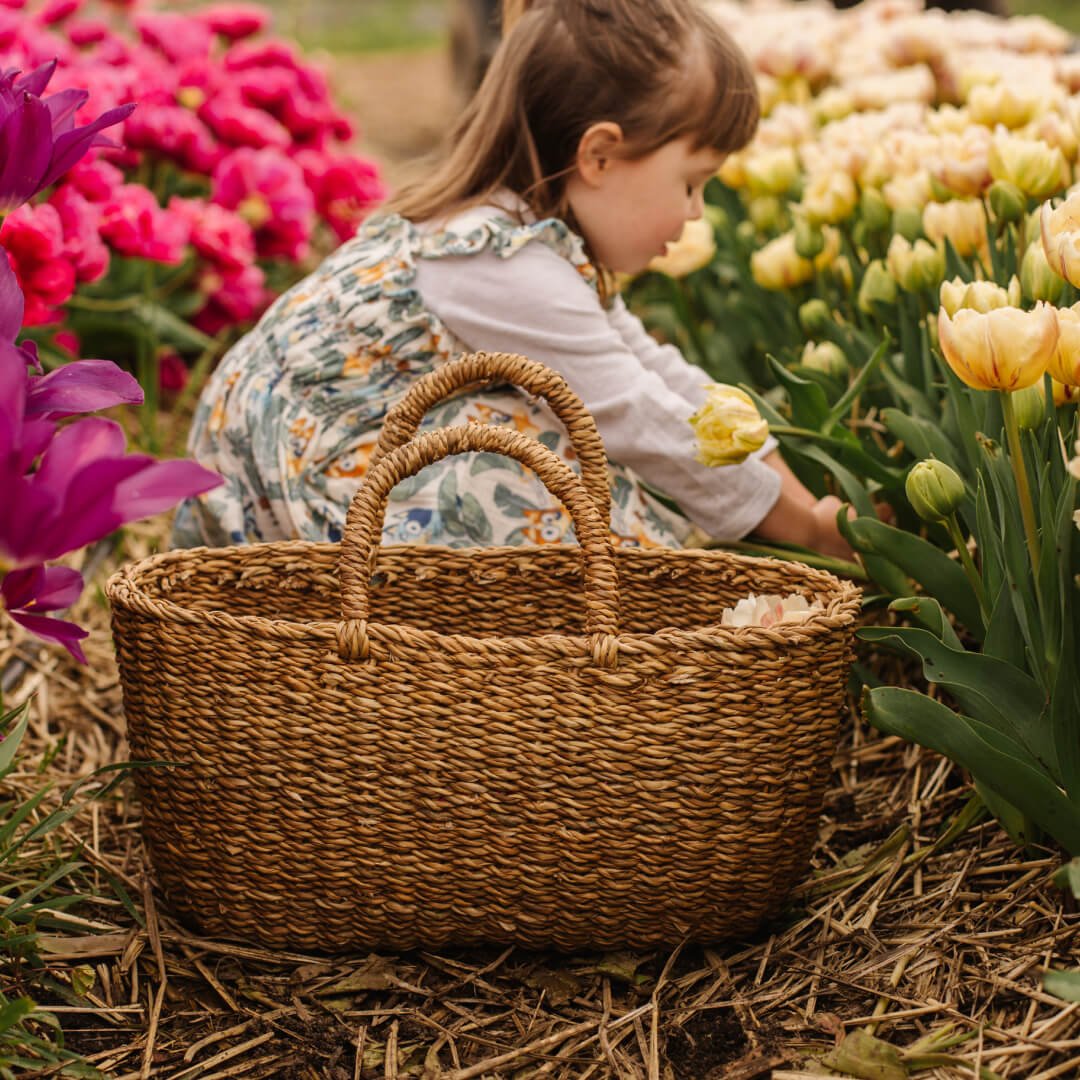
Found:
[172,210,692,550]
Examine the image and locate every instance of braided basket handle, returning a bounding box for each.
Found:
[338,424,621,668]
[369,351,612,527]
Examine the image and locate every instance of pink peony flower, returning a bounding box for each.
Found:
[0,203,76,325]
[295,149,386,243]
[158,349,188,394]
[36,0,82,25]
[212,147,314,261]
[66,157,124,202]
[124,103,220,172]
[99,184,190,264]
[65,16,108,45]
[50,184,108,282]
[193,262,267,334]
[133,11,213,64]
[196,3,270,42]
[199,91,290,150]
[53,328,79,357]
[168,197,255,271]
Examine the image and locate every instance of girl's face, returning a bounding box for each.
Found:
[566,132,725,275]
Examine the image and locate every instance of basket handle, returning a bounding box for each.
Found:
[369,351,612,527]
[337,423,621,668]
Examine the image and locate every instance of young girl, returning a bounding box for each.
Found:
[174,0,849,556]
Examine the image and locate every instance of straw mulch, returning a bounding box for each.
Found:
[3,523,1080,1080]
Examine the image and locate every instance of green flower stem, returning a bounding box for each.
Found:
[664,276,709,369]
[66,295,142,313]
[945,512,989,626]
[1000,390,1041,576]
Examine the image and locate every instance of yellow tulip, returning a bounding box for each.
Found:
[750,232,814,291]
[1040,191,1080,288]
[967,82,1042,129]
[988,131,1070,200]
[938,276,1022,317]
[929,130,992,198]
[649,218,716,278]
[923,199,988,258]
[1049,305,1080,386]
[886,235,945,293]
[1020,238,1066,303]
[1053,379,1080,405]
[690,385,769,467]
[800,169,858,226]
[744,146,801,197]
[937,302,1059,391]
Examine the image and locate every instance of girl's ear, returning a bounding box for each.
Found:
[575,122,625,188]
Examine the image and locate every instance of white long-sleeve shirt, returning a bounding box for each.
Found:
[415,208,781,541]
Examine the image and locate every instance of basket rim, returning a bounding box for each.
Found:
[106,540,863,660]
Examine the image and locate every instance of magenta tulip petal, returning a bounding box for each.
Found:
[0,344,27,463]
[1,564,83,611]
[43,103,137,187]
[13,60,57,99]
[6,609,88,662]
[27,359,143,419]
[0,257,24,341]
[0,94,52,210]
[34,415,128,499]
[44,87,89,132]
[17,417,55,472]
[110,458,223,523]
[0,476,59,566]
[50,456,150,555]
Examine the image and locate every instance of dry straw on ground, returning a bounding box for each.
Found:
[3,522,1080,1080]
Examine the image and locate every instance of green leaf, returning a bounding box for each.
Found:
[844,517,985,639]
[1051,857,1080,899]
[766,354,831,431]
[1044,969,1080,1003]
[0,998,34,1034]
[881,409,961,471]
[975,781,1038,848]
[819,1029,907,1080]
[133,299,216,353]
[863,687,1080,854]
[824,335,889,433]
[887,597,962,648]
[0,706,29,778]
[856,625,1054,778]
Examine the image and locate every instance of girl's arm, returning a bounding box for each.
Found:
[754,451,853,559]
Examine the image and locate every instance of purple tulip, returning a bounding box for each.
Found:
[0,60,136,212]
[1,565,88,662]
[0,257,222,659]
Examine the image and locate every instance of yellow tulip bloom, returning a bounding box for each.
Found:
[1049,305,1080,387]
[937,302,1059,391]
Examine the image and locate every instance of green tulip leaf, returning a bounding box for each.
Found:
[766,354,831,431]
[881,408,962,471]
[856,625,1053,777]
[824,335,890,434]
[863,687,1080,854]
[1052,857,1080,899]
[887,596,962,648]
[843,517,985,638]
[1044,969,1080,1003]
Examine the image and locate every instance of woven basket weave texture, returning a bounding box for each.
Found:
[108,352,861,952]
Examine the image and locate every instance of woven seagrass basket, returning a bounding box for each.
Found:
[108,352,861,952]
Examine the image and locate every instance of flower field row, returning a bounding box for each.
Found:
[631,0,1080,855]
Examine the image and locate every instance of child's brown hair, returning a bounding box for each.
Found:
[388,0,759,227]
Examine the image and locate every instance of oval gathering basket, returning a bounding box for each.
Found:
[107,352,862,952]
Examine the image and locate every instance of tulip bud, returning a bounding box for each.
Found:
[690,385,770,466]
[748,196,784,233]
[887,235,944,293]
[893,206,924,243]
[858,260,898,313]
[801,340,849,378]
[1020,239,1066,303]
[750,231,814,290]
[1010,382,1046,431]
[988,179,1027,225]
[906,459,966,523]
[794,216,826,259]
[704,205,730,232]
[832,255,854,293]
[799,298,832,335]
[735,220,758,247]
[860,188,891,232]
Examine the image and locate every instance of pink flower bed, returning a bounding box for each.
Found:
[0,0,386,384]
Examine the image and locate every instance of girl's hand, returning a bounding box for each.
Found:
[810,495,855,560]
